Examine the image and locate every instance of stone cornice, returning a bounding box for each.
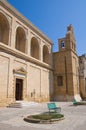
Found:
[0,42,53,71]
[0,0,53,45]
[13,67,27,75]
[53,49,78,57]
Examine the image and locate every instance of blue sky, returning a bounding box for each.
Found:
[7,0,86,55]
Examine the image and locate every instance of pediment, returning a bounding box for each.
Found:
[13,67,27,75]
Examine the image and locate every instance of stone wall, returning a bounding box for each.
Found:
[0,0,53,106]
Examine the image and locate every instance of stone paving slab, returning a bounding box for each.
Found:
[0,102,86,130]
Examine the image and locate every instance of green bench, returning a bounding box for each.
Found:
[47,102,61,113]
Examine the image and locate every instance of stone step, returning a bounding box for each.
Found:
[8,101,39,108]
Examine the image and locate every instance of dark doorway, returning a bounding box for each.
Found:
[15,79,23,100]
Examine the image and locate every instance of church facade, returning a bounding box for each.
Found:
[0,0,54,106]
[0,0,85,106]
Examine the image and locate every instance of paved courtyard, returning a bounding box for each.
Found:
[0,102,86,130]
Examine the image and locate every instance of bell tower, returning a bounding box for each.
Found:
[58,24,76,53]
[53,25,80,101]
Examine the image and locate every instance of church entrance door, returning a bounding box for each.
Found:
[15,79,23,100]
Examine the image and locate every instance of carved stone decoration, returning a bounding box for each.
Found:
[13,67,27,75]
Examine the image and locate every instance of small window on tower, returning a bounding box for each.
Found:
[57,76,63,86]
[61,41,65,48]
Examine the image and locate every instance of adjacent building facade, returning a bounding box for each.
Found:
[79,54,86,99]
[0,0,85,106]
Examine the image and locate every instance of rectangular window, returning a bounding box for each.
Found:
[57,76,63,86]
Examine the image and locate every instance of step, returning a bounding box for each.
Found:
[8,101,39,108]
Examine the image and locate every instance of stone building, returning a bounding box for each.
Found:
[0,0,83,107]
[79,54,86,99]
[0,0,54,106]
[53,25,80,101]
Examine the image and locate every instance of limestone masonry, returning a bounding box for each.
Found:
[0,0,86,106]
